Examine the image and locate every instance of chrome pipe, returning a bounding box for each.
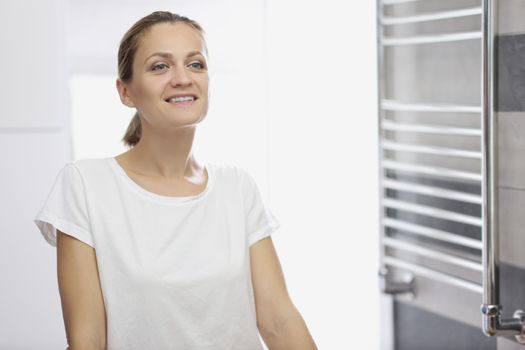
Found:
[381,7,482,26]
[383,218,483,249]
[382,0,433,5]
[377,0,415,297]
[381,121,482,136]
[383,237,483,271]
[382,140,482,159]
[377,0,386,279]
[384,257,482,294]
[382,160,483,182]
[480,0,498,324]
[480,0,525,342]
[382,179,483,204]
[383,198,483,226]
[381,99,482,113]
[382,31,482,46]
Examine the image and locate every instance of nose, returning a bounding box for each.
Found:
[169,64,192,87]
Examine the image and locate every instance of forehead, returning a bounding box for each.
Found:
[136,22,206,58]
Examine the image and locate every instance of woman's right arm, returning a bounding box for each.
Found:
[57,230,107,350]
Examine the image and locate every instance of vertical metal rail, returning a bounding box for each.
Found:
[377,0,392,294]
[480,0,525,342]
[377,0,386,286]
[376,0,415,295]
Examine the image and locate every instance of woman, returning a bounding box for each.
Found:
[34,11,317,350]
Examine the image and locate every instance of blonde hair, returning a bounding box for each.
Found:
[117,11,206,147]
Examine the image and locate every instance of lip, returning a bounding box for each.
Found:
[164,93,198,103]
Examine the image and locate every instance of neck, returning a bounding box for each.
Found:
[125,123,201,180]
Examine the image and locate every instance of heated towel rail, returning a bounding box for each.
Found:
[376,0,525,342]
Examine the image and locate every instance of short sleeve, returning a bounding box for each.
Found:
[34,163,94,248]
[240,169,281,247]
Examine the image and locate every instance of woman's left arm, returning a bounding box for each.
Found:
[250,237,317,350]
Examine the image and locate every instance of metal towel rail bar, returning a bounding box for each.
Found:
[480,0,525,342]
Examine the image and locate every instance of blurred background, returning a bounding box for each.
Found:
[0,0,380,349]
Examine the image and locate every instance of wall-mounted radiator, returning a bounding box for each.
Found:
[377,0,525,348]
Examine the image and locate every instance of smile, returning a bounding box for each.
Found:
[165,95,198,104]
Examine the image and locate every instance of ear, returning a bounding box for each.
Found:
[116,78,136,108]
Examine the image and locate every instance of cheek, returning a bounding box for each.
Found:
[136,77,166,96]
[198,74,209,90]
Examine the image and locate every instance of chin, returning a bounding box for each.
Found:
[166,114,206,128]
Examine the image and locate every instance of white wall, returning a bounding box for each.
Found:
[265,1,380,348]
[0,0,72,348]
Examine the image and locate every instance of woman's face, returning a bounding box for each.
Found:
[120,22,209,131]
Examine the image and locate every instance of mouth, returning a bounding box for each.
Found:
[164,94,198,105]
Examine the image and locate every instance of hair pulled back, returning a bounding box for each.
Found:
[118,11,205,147]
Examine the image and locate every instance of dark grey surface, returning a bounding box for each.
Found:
[499,187,525,269]
[394,301,497,350]
[499,263,525,346]
[496,34,525,112]
[498,113,525,190]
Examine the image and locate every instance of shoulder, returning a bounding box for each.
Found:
[208,162,255,186]
[71,157,111,171]
[209,161,247,179]
[54,158,113,186]
[67,157,113,177]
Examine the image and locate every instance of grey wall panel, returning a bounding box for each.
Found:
[498,112,525,189]
[385,16,480,38]
[499,336,525,350]
[385,41,481,105]
[394,301,496,350]
[386,110,481,129]
[499,187,525,269]
[495,8,525,348]
[499,263,525,348]
[499,0,525,35]
[496,34,525,112]
[390,271,482,328]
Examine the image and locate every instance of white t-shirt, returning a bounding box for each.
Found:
[34,157,280,350]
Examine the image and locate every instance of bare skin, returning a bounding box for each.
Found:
[57,231,106,350]
[114,150,208,198]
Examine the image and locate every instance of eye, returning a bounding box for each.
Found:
[188,61,205,70]
[151,62,169,71]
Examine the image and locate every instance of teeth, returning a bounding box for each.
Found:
[168,96,195,103]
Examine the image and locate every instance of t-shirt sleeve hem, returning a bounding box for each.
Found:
[248,220,280,247]
[34,210,95,248]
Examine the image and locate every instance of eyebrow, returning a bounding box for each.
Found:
[143,51,205,65]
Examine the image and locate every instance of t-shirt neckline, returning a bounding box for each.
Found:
[107,157,214,204]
